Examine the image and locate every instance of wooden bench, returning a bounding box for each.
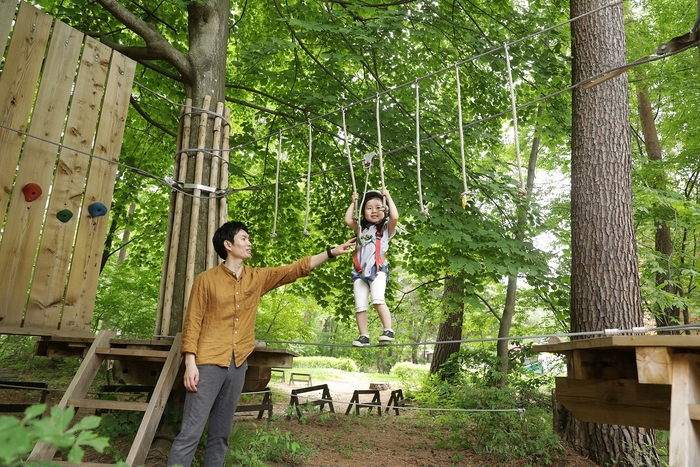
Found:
[287,384,334,420]
[0,381,49,413]
[236,387,273,420]
[289,372,312,386]
[385,389,405,415]
[271,369,285,383]
[345,389,382,416]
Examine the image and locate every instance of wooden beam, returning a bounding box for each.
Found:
[67,398,149,412]
[636,347,673,385]
[247,347,297,369]
[534,335,700,353]
[555,377,671,430]
[668,353,700,466]
[95,348,170,362]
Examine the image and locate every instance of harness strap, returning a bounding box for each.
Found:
[354,227,385,276]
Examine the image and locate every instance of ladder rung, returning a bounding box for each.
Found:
[95,347,170,362]
[689,404,700,421]
[52,462,117,467]
[68,398,149,412]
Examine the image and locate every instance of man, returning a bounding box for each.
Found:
[167,221,355,467]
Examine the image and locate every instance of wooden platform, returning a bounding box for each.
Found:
[534,335,700,467]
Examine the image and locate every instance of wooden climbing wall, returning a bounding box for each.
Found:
[0,1,136,336]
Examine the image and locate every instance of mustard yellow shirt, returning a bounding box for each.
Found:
[180,257,312,367]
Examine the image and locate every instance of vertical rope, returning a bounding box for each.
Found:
[415,79,428,216]
[504,43,526,197]
[303,119,312,236]
[271,130,281,244]
[455,64,469,209]
[375,93,386,190]
[342,106,360,226]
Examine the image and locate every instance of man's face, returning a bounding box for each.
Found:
[225,229,252,261]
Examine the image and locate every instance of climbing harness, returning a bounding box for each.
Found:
[353,220,387,279]
[504,43,526,198]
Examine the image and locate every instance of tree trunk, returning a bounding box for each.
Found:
[637,81,681,330]
[496,105,542,387]
[567,0,659,464]
[429,275,464,377]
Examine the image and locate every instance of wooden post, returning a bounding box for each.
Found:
[206,102,224,269]
[159,99,192,336]
[219,107,231,228]
[668,353,700,466]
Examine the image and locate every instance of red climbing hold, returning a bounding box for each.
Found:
[22,183,42,202]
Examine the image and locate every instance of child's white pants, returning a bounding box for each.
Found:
[353,271,388,313]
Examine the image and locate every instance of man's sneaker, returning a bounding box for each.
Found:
[352,335,370,347]
[378,330,395,342]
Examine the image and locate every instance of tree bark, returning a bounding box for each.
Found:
[429,275,464,376]
[567,0,659,464]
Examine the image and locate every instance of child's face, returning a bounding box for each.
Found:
[363,198,384,223]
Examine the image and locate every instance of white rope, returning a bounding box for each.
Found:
[303,119,313,236]
[455,64,469,209]
[375,93,386,191]
[270,130,281,244]
[504,43,526,197]
[342,107,362,231]
[415,79,428,216]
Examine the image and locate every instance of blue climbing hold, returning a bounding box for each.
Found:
[57,209,73,223]
[88,202,108,217]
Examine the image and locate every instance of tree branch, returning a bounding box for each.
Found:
[130,96,177,137]
[93,0,193,81]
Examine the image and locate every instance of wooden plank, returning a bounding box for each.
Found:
[0,0,18,57]
[28,329,114,461]
[554,377,671,430]
[0,326,93,339]
[126,333,182,467]
[0,3,53,325]
[567,348,637,380]
[24,36,112,329]
[689,404,700,421]
[0,1,52,218]
[534,335,700,353]
[636,346,673,385]
[67,398,149,412]
[668,353,700,466]
[247,347,297,369]
[61,51,135,331]
[0,19,83,329]
[95,348,170,362]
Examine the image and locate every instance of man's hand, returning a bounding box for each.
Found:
[183,353,199,392]
[332,237,356,257]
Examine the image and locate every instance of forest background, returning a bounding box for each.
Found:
[3,0,699,464]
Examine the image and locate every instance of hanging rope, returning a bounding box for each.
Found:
[415,79,428,216]
[455,64,469,209]
[341,106,361,229]
[270,130,281,244]
[375,93,388,213]
[504,43,526,198]
[303,119,313,236]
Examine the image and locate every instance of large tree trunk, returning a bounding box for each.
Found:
[496,105,542,387]
[429,275,464,377]
[636,81,681,330]
[567,0,659,464]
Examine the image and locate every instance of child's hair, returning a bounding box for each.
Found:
[360,190,388,230]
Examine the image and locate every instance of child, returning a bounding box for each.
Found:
[344,188,399,346]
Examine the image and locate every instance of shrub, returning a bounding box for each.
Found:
[293,356,358,372]
[226,424,311,466]
[389,362,429,388]
[0,404,124,467]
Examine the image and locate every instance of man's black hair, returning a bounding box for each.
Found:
[213,221,249,260]
[360,191,388,229]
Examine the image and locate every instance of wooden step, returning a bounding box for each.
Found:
[53,462,116,467]
[95,347,170,362]
[688,404,700,421]
[68,398,149,412]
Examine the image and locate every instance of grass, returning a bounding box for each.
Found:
[283,367,404,386]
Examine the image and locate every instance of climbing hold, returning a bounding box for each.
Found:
[22,183,42,202]
[88,202,108,217]
[56,209,73,223]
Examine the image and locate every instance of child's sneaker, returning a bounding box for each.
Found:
[352,335,370,347]
[378,330,395,342]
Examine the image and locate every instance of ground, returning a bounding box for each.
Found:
[1,373,599,466]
